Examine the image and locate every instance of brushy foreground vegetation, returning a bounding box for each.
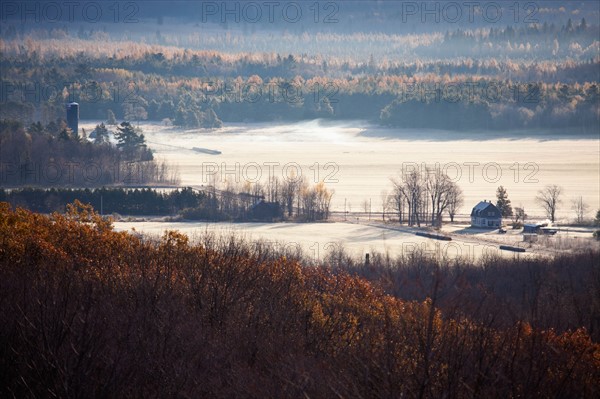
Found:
[1,202,599,398]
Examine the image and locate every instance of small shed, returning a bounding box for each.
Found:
[523,223,548,234]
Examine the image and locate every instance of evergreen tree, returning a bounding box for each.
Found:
[93,123,110,144]
[189,112,201,128]
[174,107,186,126]
[578,18,587,33]
[566,18,574,33]
[158,100,175,119]
[107,109,117,125]
[114,122,146,156]
[496,186,513,218]
[203,108,222,128]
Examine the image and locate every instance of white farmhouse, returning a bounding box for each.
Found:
[471,200,502,228]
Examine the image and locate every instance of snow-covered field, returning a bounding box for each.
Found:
[83,119,600,220]
[113,220,539,262]
[113,218,599,261]
[88,119,598,261]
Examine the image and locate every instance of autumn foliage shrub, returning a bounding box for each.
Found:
[0,201,599,398]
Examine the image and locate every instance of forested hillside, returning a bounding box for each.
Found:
[0,202,599,397]
[1,19,598,131]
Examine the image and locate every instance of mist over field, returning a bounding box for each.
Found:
[79,119,599,216]
[1,1,600,397]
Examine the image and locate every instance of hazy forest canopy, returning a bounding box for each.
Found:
[0,202,599,397]
[1,3,599,130]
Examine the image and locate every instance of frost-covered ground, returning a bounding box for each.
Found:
[113,220,534,262]
[83,120,600,221]
[98,117,598,262]
[113,218,598,261]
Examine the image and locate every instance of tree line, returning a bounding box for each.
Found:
[180,175,334,222]
[0,179,334,222]
[0,119,178,187]
[497,184,598,227]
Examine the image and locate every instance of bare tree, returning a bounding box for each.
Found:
[392,169,424,227]
[536,185,563,222]
[425,167,454,227]
[514,206,527,225]
[248,181,265,201]
[380,190,391,221]
[571,196,589,224]
[446,184,463,223]
[297,176,310,219]
[391,167,461,227]
[281,176,298,217]
[314,181,334,220]
[390,184,404,224]
[265,175,281,203]
[300,184,317,221]
[361,199,370,214]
